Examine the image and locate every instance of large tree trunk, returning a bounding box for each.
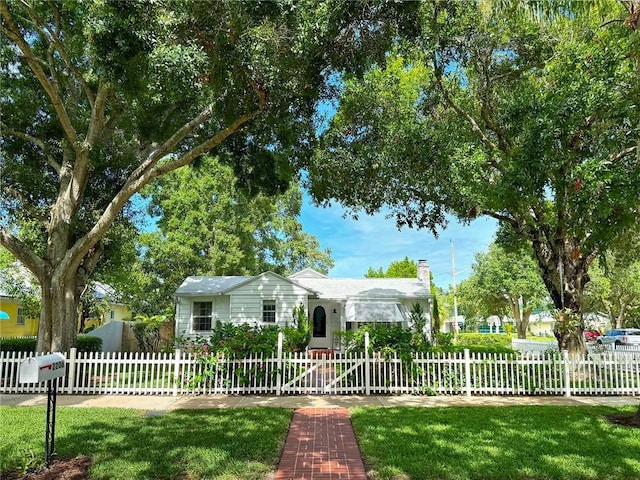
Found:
[530,234,593,355]
[36,265,84,352]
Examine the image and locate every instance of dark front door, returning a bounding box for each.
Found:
[313,306,327,337]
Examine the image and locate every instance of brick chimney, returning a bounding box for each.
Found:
[417,259,430,290]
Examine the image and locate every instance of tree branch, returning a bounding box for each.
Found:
[0,228,45,280]
[1,2,80,147]
[480,209,518,227]
[431,55,502,171]
[61,87,267,274]
[2,185,49,224]
[130,104,216,181]
[85,82,109,148]
[43,6,97,108]
[0,121,62,174]
[607,145,638,164]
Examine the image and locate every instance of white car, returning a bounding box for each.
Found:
[596,328,640,346]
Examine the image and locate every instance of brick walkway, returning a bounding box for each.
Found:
[274,407,367,480]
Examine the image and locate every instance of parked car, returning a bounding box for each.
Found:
[595,328,640,346]
[584,329,600,342]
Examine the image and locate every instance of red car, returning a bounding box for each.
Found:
[584,329,600,342]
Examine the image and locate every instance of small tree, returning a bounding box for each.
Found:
[132,314,165,353]
[283,304,311,352]
[409,302,429,350]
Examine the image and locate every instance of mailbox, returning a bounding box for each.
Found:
[19,353,66,384]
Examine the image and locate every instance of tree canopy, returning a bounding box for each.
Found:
[0,0,419,351]
[126,156,333,315]
[307,0,640,353]
[458,242,548,338]
[583,226,640,328]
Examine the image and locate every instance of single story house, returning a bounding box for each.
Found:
[174,261,433,351]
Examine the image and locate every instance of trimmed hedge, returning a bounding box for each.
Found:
[76,335,102,353]
[0,335,102,353]
[456,333,511,347]
[0,337,37,353]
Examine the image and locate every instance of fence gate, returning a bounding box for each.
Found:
[280,352,367,395]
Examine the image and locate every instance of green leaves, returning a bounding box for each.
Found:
[124,156,332,315]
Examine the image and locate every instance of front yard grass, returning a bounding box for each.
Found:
[0,406,292,479]
[350,405,640,480]
[4,404,640,480]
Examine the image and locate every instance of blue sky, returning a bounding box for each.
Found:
[298,193,497,290]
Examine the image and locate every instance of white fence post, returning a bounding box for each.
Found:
[464,348,472,397]
[563,350,571,397]
[365,332,371,395]
[276,332,283,396]
[173,349,181,397]
[67,348,77,394]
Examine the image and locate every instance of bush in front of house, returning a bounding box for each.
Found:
[334,323,421,357]
[75,335,102,353]
[282,305,311,352]
[179,322,280,358]
[0,337,37,353]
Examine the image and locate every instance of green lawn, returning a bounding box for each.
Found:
[0,406,292,480]
[3,404,639,480]
[350,406,640,480]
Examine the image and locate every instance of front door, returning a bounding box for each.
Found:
[309,306,329,348]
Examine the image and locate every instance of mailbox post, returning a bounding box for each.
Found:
[19,353,66,467]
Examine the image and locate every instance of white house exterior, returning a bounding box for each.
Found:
[174,261,432,350]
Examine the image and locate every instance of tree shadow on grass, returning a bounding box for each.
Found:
[351,406,640,480]
[52,407,292,480]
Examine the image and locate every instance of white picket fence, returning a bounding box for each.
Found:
[2,345,638,397]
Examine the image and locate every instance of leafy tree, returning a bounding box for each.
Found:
[583,227,640,328]
[460,243,548,339]
[364,256,417,278]
[457,274,510,326]
[307,1,640,353]
[126,156,333,315]
[1,0,418,351]
[364,266,385,278]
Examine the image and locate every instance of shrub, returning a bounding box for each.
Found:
[75,335,102,353]
[334,323,424,356]
[456,333,511,348]
[132,314,165,353]
[0,337,36,353]
[179,322,280,357]
[283,304,311,352]
[0,336,104,353]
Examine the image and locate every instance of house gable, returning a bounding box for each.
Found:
[289,268,328,279]
[174,272,318,339]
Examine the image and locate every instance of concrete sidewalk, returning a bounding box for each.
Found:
[1,393,637,410]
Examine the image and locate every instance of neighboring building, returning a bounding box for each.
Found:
[0,260,131,337]
[81,282,132,331]
[0,287,39,338]
[528,309,609,337]
[174,261,433,351]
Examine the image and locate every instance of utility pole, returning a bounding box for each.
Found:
[451,240,459,334]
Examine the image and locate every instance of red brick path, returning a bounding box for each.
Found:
[274,407,368,480]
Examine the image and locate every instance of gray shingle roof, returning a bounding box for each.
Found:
[291,277,429,300]
[175,276,254,295]
[175,271,430,300]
